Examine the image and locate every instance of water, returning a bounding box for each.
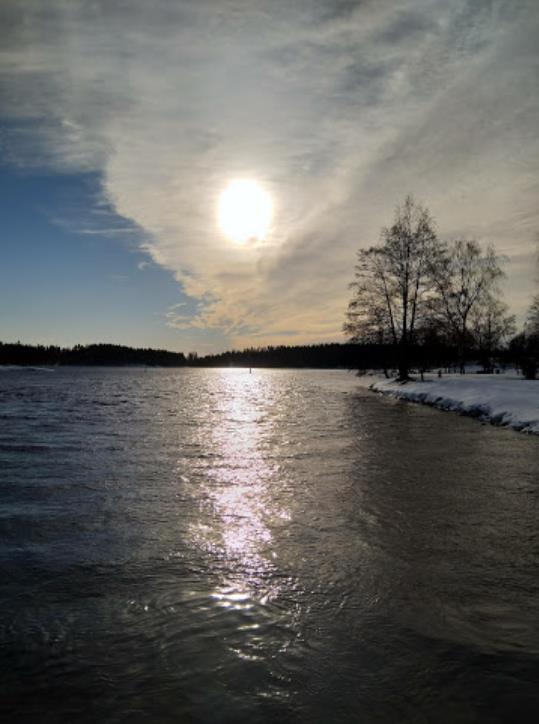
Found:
[1,367,538,723]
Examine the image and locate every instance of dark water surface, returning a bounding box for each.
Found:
[1,367,538,723]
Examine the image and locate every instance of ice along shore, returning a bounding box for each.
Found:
[359,373,539,435]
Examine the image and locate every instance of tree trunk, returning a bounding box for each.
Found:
[397,339,409,381]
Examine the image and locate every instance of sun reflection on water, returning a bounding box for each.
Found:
[188,370,291,613]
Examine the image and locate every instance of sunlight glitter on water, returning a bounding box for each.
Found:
[186,371,290,615]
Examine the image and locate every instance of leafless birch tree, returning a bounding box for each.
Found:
[344,196,439,380]
[429,240,506,372]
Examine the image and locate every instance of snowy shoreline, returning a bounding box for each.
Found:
[358,372,539,435]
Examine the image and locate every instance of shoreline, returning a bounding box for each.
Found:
[358,372,539,436]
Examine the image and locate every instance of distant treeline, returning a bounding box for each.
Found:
[188,342,456,369]
[0,342,186,367]
[1,340,462,370]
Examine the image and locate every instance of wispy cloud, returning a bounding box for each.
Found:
[2,0,538,347]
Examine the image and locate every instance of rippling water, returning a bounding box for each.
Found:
[1,367,539,723]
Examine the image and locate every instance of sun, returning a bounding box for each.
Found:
[218,179,273,244]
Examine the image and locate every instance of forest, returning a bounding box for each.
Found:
[0,343,187,367]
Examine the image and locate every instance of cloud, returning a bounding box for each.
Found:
[1,0,538,347]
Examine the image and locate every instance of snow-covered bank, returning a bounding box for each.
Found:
[360,373,539,435]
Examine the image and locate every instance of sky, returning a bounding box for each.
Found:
[1,0,538,353]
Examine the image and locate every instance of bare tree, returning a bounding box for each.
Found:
[513,238,539,378]
[470,296,516,372]
[344,195,439,380]
[525,238,539,336]
[429,240,505,372]
[527,296,539,336]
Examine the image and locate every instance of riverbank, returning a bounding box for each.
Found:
[359,372,539,435]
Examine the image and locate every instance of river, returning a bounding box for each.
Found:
[1,367,538,723]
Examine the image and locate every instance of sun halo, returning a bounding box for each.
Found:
[218,179,273,244]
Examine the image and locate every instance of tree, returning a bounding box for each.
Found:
[429,240,506,372]
[528,295,539,336]
[509,332,539,380]
[514,239,539,378]
[470,296,516,372]
[525,238,539,336]
[344,195,439,380]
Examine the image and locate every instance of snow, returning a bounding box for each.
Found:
[359,372,539,435]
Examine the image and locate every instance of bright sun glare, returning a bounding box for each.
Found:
[218,179,273,244]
